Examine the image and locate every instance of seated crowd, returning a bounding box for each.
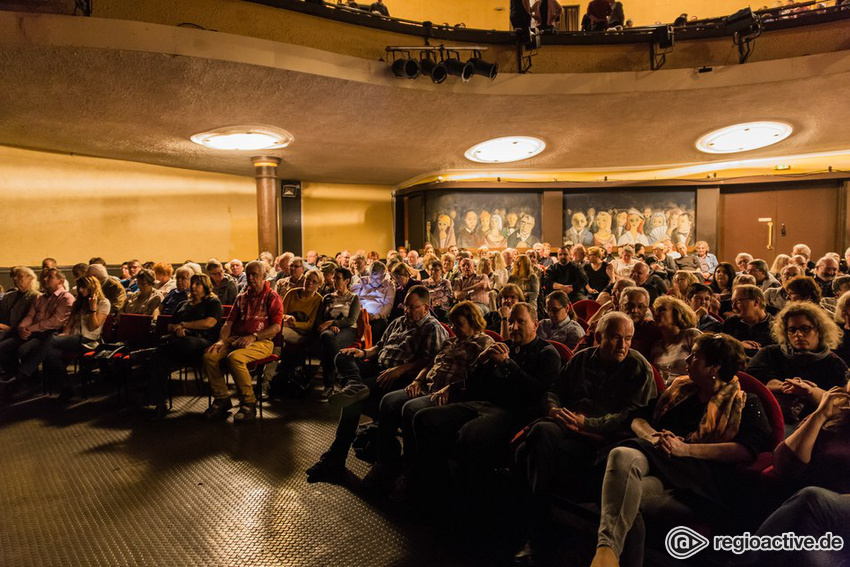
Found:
[1,238,849,567]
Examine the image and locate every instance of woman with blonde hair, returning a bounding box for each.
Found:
[667,270,699,300]
[45,275,111,401]
[508,254,540,313]
[0,266,39,342]
[770,254,792,278]
[490,250,509,290]
[650,295,701,385]
[747,301,847,434]
[152,262,176,294]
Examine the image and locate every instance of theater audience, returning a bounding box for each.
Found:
[667,270,698,300]
[833,291,850,365]
[648,243,678,280]
[722,284,774,355]
[610,246,638,279]
[390,262,422,320]
[487,284,525,338]
[544,247,589,303]
[229,259,246,289]
[153,262,176,294]
[414,303,560,490]
[784,275,822,304]
[317,262,337,297]
[747,301,846,434]
[791,243,815,272]
[747,259,782,291]
[735,252,754,274]
[203,261,283,423]
[306,285,447,483]
[122,269,162,317]
[363,301,494,493]
[281,269,323,353]
[592,278,635,320]
[0,267,39,341]
[628,262,667,304]
[206,260,237,305]
[769,254,792,278]
[583,246,612,297]
[710,262,736,311]
[687,283,722,332]
[490,251,509,291]
[316,267,361,397]
[764,264,804,312]
[821,275,850,315]
[508,255,540,314]
[514,311,656,563]
[693,241,718,280]
[352,261,394,340]
[86,264,126,315]
[813,256,839,298]
[423,260,452,321]
[159,266,192,316]
[537,291,584,349]
[591,333,771,567]
[147,273,222,419]
[121,259,142,292]
[453,257,490,315]
[650,296,701,385]
[673,243,700,271]
[0,268,74,392]
[44,275,110,401]
[275,256,306,299]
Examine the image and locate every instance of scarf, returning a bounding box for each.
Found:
[779,344,832,364]
[653,375,746,444]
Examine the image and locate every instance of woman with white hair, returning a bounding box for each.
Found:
[0,267,39,342]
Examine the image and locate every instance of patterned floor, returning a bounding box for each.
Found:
[0,382,541,567]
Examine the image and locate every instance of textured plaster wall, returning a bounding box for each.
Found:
[301,182,394,256]
[0,146,258,266]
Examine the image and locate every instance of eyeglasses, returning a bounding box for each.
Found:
[731,298,753,306]
[786,325,815,336]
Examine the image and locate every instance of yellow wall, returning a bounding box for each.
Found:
[387,0,756,29]
[301,182,395,256]
[0,146,258,266]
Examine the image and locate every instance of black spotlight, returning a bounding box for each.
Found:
[391,57,421,79]
[468,57,499,80]
[420,57,448,84]
[444,57,474,82]
[724,7,758,36]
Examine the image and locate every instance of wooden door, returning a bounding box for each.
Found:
[720,184,840,265]
[719,190,778,264]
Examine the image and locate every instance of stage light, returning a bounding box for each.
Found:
[444,57,474,82]
[420,57,448,84]
[391,57,420,79]
[469,58,499,80]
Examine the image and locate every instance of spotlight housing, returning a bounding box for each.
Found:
[445,57,474,82]
[420,57,448,84]
[469,57,499,80]
[391,57,421,79]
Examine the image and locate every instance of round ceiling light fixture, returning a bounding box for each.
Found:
[190,125,294,151]
[696,121,792,154]
[464,136,546,163]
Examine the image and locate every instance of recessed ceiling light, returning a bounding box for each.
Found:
[774,164,791,170]
[465,136,546,163]
[696,121,792,154]
[191,126,294,151]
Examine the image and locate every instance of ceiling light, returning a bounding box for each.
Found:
[465,136,546,163]
[191,126,294,151]
[774,164,791,170]
[696,121,792,154]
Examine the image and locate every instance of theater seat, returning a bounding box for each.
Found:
[546,340,573,365]
[572,299,602,321]
[484,329,503,342]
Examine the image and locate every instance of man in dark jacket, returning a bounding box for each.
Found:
[543,247,589,303]
[414,302,561,484]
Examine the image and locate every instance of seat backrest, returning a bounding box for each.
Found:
[573,299,602,321]
[115,313,153,344]
[355,308,372,350]
[575,317,589,331]
[221,304,233,319]
[440,321,455,338]
[101,314,117,343]
[546,340,573,364]
[737,371,785,448]
[484,329,503,342]
[651,364,667,393]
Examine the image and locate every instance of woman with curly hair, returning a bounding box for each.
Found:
[650,296,701,385]
[747,301,847,434]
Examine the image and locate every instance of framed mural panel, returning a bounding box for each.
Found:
[425,191,543,253]
[563,190,696,251]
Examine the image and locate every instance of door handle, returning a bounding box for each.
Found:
[758,217,774,250]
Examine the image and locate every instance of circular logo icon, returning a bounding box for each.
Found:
[665,526,710,560]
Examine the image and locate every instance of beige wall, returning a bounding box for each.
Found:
[0,146,258,266]
[301,182,395,256]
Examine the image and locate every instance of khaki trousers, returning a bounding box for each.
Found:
[203,339,274,405]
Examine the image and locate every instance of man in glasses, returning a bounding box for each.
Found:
[306,286,448,483]
[722,284,774,357]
